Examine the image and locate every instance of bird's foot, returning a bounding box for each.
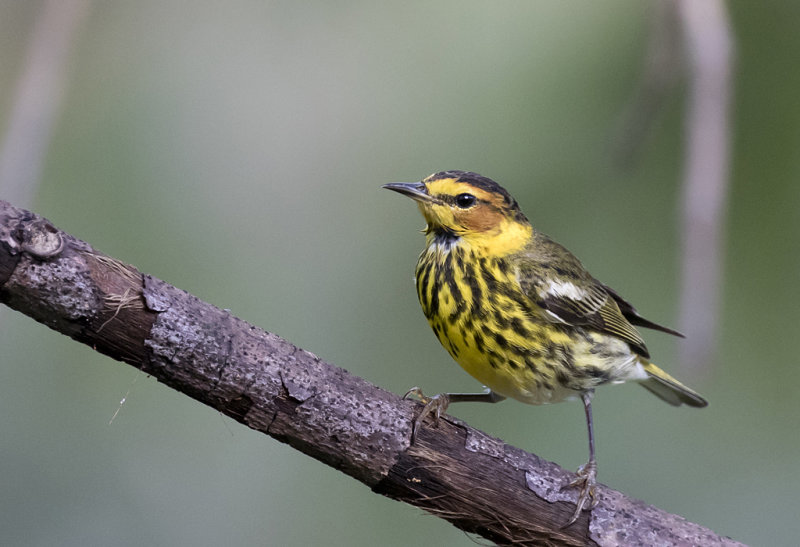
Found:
[403,387,451,443]
[561,459,598,527]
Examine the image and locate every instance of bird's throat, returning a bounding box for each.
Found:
[426,219,532,258]
[428,226,460,247]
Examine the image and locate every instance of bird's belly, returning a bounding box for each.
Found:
[432,317,647,406]
[457,347,579,404]
[452,341,579,404]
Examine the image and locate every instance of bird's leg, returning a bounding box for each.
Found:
[563,390,599,527]
[403,386,506,442]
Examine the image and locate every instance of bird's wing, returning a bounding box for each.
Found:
[515,235,650,357]
[600,283,684,338]
[532,277,650,357]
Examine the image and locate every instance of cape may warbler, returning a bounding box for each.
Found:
[384,170,707,525]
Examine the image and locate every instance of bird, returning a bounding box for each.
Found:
[383,170,707,526]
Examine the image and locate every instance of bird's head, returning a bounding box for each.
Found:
[383,170,531,255]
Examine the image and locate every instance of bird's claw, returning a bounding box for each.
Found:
[403,387,450,443]
[403,386,428,403]
[561,459,598,527]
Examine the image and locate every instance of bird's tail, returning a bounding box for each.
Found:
[640,362,708,408]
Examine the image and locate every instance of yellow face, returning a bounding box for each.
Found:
[384,171,532,256]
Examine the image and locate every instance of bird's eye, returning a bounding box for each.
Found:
[455,193,477,208]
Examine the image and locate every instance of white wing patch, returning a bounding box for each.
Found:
[543,280,589,301]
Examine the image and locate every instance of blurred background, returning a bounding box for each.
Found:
[1,1,798,545]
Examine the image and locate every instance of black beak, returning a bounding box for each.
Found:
[382,182,439,204]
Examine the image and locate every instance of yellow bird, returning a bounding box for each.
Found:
[384,170,707,525]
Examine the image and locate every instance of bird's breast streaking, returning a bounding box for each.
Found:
[415,237,643,405]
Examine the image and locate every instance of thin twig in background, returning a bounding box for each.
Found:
[612,0,683,167]
[0,0,91,207]
[675,0,734,376]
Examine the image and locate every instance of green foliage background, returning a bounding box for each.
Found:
[1,2,798,545]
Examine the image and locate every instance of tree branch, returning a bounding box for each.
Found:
[0,199,742,546]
